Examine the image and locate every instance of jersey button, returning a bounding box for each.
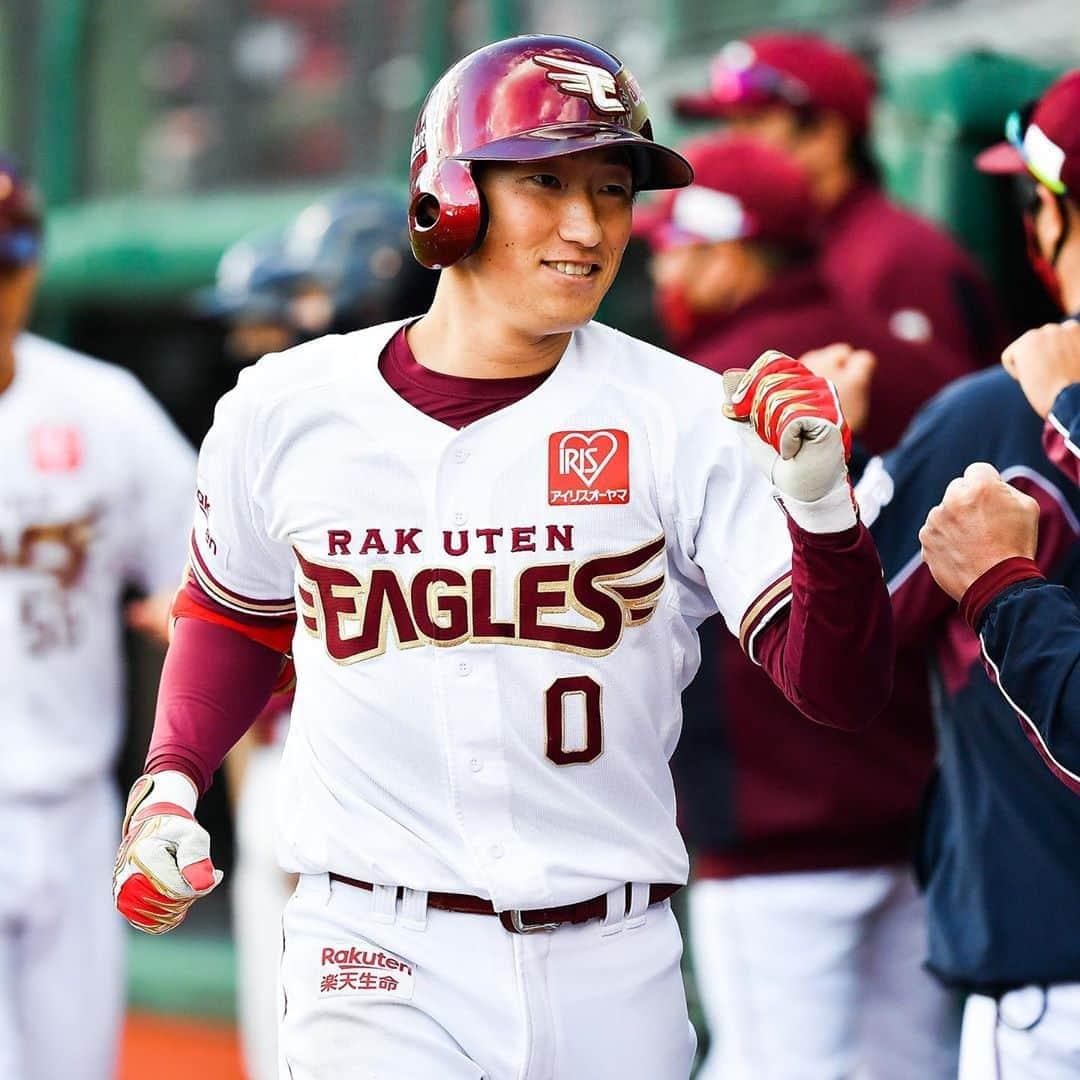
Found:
[469,758,482,772]
[452,511,467,525]
[457,661,471,677]
[489,844,504,859]
[453,448,470,463]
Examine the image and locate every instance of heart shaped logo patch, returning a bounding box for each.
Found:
[548,429,629,506]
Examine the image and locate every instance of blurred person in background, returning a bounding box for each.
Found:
[207,188,436,1080]
[674,31,1005,367]
[640,135,961,1080]
[197,227,298,366]
[0,157,195,1079]
[820,68,1080,1079]
[266,188,438,342]
[640,134,977,451]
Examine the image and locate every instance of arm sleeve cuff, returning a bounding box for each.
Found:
[779,481,859,534]
[959,557,1045,632]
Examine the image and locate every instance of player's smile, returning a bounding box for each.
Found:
[543,259,599,277]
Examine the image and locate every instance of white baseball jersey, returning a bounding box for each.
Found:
[189,319,794,909]
[0,334,195,798]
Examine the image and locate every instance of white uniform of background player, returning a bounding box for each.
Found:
[112,37,893,1080]
[228,705,293,1080]
[1,333,194,1078]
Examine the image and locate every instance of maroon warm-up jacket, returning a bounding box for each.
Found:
[671,264,975,878]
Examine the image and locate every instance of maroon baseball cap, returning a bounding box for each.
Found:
[975,69,1080,197]
[634,135,818,250]
[0,157,43,269]
[674,33,876,136]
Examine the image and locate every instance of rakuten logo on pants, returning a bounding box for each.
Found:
[317,940,415,999]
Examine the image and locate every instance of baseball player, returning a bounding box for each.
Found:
[211,191,437,1080]
[639,135,961,1079]
[814,71,1080,1074]
[0,157,195,1079]
[844,353,1080,1080]
[674,32,1006,366]
[916,72,1080,807]
[112,36,893,1079]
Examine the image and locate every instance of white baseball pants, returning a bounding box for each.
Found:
[279,872,697,1079]
[688,864,960,1080]
[0,775,123,1080]
[960,984,1080,1079]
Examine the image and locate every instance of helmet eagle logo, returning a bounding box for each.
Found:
[533,54,626,115]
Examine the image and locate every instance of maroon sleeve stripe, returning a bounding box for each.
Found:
[188,531,295,617]
[1045,412,1080,485]
[738,573,794,662]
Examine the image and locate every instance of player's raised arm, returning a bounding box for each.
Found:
[719,349,893,728]
[114,366,298,933]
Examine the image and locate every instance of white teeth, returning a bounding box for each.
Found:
[550,261,593,277]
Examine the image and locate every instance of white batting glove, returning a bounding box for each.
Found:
[113,771,223,934]
[723,349,857,533]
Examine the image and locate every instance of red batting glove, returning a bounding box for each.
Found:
[113,771,222,934]
[723,350,857,533]
[724,349,852,460]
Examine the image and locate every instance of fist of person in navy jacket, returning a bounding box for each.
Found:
[919,462,1040,601]
[1003,320,1080,421]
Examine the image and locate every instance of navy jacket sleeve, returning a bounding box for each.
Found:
[978,578,1080,794]
[855,380,977,645]
[859,371,1079,647]
[1045,383,1080,487]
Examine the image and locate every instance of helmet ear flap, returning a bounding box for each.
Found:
[408,158,485,269]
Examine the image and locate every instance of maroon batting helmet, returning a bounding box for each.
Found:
[0,156,43,269]
[408,35,693,269]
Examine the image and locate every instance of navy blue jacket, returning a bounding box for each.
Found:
[860,367,1080,993]
[974,381,1080,795]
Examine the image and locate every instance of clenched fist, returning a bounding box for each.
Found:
[113,771,222,934]
[1002,321,1080,420]
[919,462,1040,601]
[724,349,856,533]
[799,343,877,436]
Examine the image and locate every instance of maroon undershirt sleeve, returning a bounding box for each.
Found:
[144,618,283,796]
[754,519,895,730]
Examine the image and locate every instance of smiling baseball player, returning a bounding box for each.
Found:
[113,35,894,1079]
